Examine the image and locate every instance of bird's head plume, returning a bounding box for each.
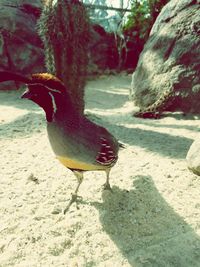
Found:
[0,71,73,122]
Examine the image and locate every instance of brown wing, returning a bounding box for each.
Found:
[96,137,118,167]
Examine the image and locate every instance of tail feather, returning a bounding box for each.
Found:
[118,142,126,149]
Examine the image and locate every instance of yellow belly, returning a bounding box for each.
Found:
[56,155,104,171]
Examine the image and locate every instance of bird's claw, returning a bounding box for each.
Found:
[63,194,83,214]
[102,182,113,192]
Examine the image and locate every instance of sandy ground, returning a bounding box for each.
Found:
[0,74,200,267]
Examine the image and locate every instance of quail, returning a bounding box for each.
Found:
[0,71,120,213]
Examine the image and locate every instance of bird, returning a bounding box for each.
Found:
[0,71,120,213]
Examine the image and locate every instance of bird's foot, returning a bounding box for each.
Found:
[63,194,82,214]
[102,182,113,192]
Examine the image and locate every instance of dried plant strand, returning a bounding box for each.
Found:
[38,0,90,114]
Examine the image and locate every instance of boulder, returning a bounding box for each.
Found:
[0,1,120,89]
[130,0,200,116]
[0,0,44,90]
[88,24,119,75]
[186,136,200,176]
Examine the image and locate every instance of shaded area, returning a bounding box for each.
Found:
[0,112,45,139]
[132,117,200,132]
[85,75,131,110]
[97,110,200,133]
[0,89,46,139]
[0,89,39,111]
[86,87,129,110]
[93,175,200,267]
[91,116,194,159]
[114,124,193,159]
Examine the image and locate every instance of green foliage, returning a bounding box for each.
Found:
[124,0,170,47]
[124,0,150,41]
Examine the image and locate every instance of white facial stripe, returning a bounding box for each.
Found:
[48,92,57,114]
[46,86,61,93]
[29,83,62,93]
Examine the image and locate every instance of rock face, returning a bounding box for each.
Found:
[186,137,200,176]
[88,24,119,75]
[0,0,132,91]
[130,0,200,116]
[0,0,44,90]
[0,1,120,92]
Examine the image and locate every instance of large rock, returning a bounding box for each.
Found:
[186,136,200,176]
[130,0,200,116]
[0,1,134,90]
[88,24,119,74]
[0,2,119,90]
[0,0,44,90]
[88,24,137,74]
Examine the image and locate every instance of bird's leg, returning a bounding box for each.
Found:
[103,169,112,191]
[64,171,84,214]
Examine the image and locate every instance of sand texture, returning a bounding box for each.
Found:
[0,74,200,267]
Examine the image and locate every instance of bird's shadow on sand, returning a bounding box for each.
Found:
[90,175,200,267]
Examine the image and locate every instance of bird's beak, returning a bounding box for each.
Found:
[21,89,32,99]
